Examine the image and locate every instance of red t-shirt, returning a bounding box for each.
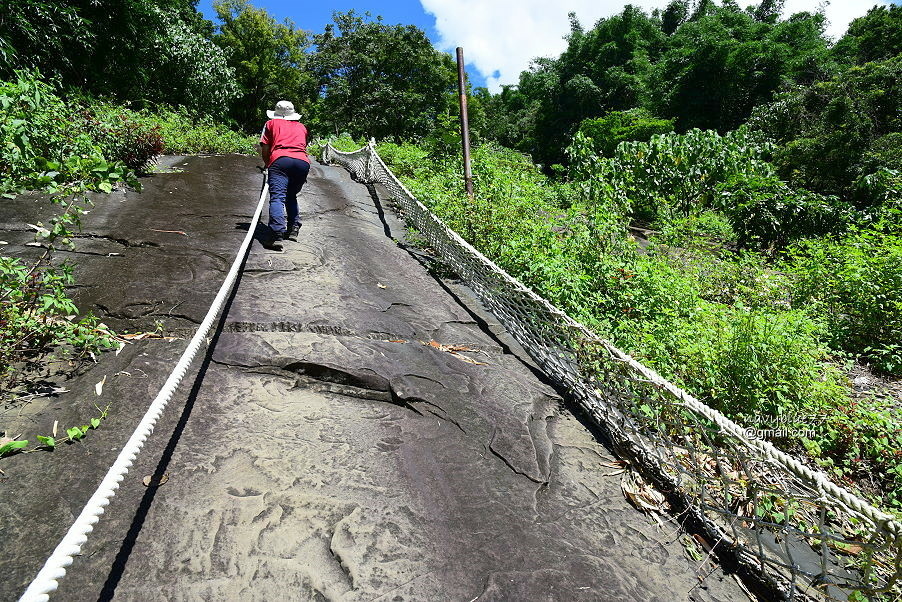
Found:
[260,119,309,166]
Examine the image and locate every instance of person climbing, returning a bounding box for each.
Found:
[259,100,310,250]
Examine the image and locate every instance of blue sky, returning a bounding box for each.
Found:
[196,0,441,42]
[194,0,491,87]
[197,0,896,93]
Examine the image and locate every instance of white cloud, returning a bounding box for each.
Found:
[420,0,895,92]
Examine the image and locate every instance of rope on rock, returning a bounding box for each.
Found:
[19,177,270,602]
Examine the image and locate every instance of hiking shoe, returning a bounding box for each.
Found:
[287,222,301,242]
[262,231,284,251]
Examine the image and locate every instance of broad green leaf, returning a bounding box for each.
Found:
[0,440,29,455]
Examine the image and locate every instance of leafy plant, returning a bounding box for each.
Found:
[76,103,164,173]
[0,439,29,456]
[567,127,776,224]
[1,404,110,457]
[0,72,141,389]
[785,229,902,375]
[575,108,674,157]
[0,70,97,190]
[716,173,849,252]
[0,181,124,386]
[657,211,736,249]
[143,106,257,155]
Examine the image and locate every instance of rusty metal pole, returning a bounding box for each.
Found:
[456,47,474,198]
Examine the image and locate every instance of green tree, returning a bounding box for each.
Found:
[0,0,90,78]
[213,0,314,130]
[833,4,902,66]
[751,55,902,199]
[661,1,690,35]
[477,84,537,154]
[575,108,674,157]
[500,7,667,167]
[149,8,238,115]
[651,4,830,132]
[65,0,221,102]
[310,10,456,139]
[753,0,785,24]
[1,0,236,115]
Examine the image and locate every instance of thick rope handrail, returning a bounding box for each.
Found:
[18,177,270,602]
[325,140,902,598]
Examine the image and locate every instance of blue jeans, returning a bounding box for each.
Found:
[268,156,310,235]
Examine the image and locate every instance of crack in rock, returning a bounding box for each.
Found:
[381,302,413,313]
[284,361,391,395]
[488,427,547,485]
[56,248,127,258]
[327,541,356,592]
[96,301,164,320]
[150,311,201,325]
[328,508,361,592]
[72,232,161,248]
[213,358,426,417]
[390,389,466,434]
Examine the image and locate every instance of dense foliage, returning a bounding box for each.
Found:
[1,0,237,116]
[484,2,834,168]
[751,55,902,199]
[0,71,256,387]
[0,73,135,384]
[309,11,457,139]
[574,109,674,158]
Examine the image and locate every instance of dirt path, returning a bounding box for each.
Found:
[0,155,747,600]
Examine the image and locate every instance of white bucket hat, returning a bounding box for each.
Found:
[267,100,301,120]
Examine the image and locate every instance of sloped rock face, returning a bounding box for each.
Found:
[0,156,743,601]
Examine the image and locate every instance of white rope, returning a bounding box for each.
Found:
[19,177,270,602]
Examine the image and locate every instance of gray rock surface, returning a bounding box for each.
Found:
[0,155,747,600]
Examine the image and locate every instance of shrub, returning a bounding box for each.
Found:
[75,103,164,173]
[575,108,674,157]
[0,256,114,386]
[786,229,902,374]
[145,107,257,155]
[852,167,902,223]
[716,173,849,252]
[812,398,902,508]
[0,70,98,189]
[149,9,238,117]
[752,55,902,199]
[567,127,776,223]
[657,211,736,249]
